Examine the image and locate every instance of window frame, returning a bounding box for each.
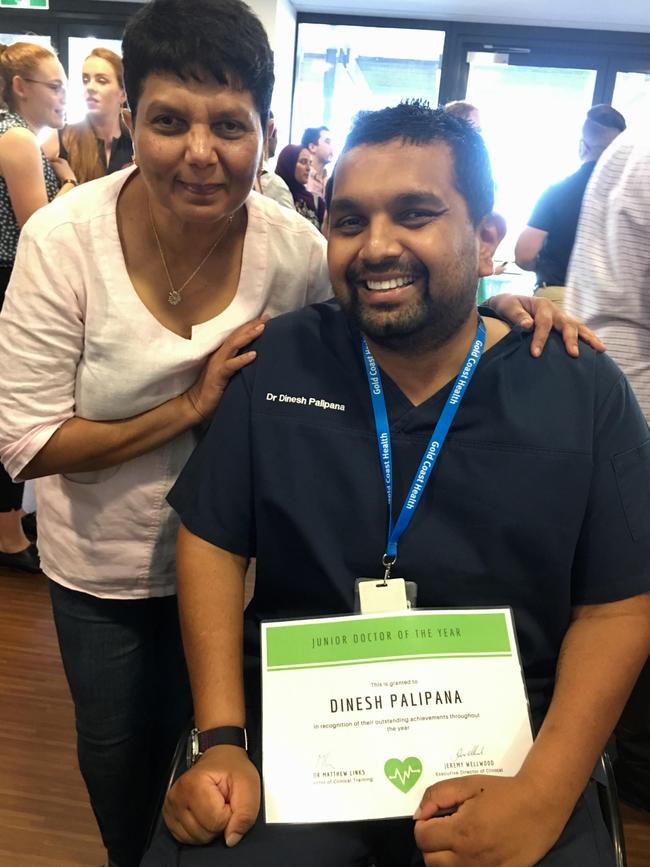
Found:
[296,13,650,112]
[0,0,138,68]
[292,13,452,140]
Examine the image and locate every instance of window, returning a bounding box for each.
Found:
[292,22,445,157]
[466,52,597,266]
[613,71,650,130]
[0,32,51,48]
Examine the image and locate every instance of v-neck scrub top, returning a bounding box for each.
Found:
[0,167,331,598]
[169,301,650,725]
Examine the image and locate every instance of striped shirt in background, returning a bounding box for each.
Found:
[566,127,650,422]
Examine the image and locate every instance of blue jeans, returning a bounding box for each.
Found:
[49,581,192,867]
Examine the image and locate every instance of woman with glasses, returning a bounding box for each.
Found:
[275,143,325,229]
[0,42,76,573]
[46,47,133,185]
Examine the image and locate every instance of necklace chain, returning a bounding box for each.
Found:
[149,202,233,306]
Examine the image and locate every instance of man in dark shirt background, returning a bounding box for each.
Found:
[515,104,625,309]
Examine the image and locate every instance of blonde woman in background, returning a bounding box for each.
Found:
[0,41,76,573]
[46,47,132,184]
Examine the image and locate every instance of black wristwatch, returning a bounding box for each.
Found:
[187,725,248,766]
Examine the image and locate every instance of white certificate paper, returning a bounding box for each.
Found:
[261,608,533,824]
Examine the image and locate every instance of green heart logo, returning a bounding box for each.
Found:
[384,757,423,793]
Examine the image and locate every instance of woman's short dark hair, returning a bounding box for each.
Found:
[328,100,494,226]
[122,0,274,124]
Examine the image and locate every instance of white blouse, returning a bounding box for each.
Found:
[0,167,331,598]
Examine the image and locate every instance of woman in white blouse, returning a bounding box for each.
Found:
[0,4,328,865]
[0,1,601,865]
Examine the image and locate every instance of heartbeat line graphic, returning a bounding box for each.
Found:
[385,756,422,792]
[388,764,420,786]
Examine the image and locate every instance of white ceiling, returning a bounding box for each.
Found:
[293,0,650,33]
[96,0,650,34]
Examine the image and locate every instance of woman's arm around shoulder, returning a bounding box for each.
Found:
[485,292,606,358]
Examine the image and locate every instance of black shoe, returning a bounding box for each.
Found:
[0,543,41,573]
[21,512,37,541]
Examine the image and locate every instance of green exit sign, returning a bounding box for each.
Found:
[0,0,49,8]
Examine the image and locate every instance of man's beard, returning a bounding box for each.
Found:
[340,264,478,356]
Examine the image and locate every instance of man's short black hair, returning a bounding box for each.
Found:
[122,0,274,124]
[326,101,494,226]
[586,104,626,132]
[301,125,329,148]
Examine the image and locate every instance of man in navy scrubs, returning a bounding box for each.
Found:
[143,104,650,867]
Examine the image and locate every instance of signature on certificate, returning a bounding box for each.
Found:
[316,753,335,770]
[456,744,485,758]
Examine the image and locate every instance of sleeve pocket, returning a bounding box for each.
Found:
[613,440,650,541]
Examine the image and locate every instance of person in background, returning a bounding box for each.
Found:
[275,143,324,229]
[301,124,333,205]
[255,110,294,210]
[0,41,76,574]
[566,125,650,815]
[515,104,626,310]
[267,110,278,159]
[443,103,510,283]
[45,47,132,184]
[444,99,481,129]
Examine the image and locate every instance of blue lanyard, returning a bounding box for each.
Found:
[361,318,486,576]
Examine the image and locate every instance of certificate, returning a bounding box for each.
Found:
[261,608,533,824]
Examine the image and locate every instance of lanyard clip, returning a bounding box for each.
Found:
[381,553,396,586]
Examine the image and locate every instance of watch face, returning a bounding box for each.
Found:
[186,728,200,767]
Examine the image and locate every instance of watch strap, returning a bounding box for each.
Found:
[198,725,247,753]
[188,725,248,765]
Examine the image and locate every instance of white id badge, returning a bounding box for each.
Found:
[354,577,414,614]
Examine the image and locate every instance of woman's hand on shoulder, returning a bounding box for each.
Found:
[485,292,606,358]
[185,316,268,422]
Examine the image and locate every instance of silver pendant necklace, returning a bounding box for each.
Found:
[149,201,234,306]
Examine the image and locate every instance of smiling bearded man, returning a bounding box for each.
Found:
[331,141,490,354]
[142,103,650,867]
[329,130,500,363]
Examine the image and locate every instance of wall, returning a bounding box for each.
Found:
[248,0,298,151]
